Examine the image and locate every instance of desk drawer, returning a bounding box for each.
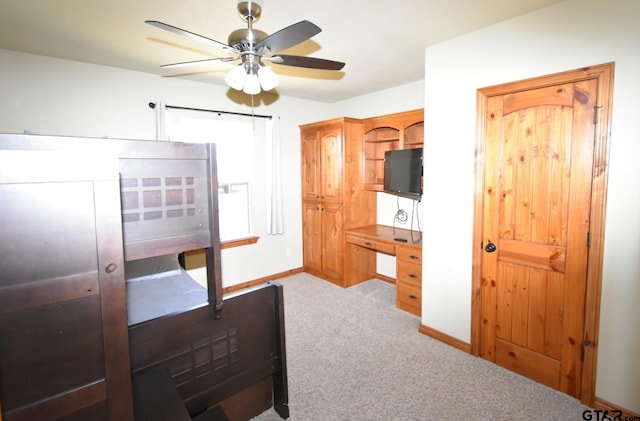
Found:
[345,234,396,255]
[397,246,422,265]
[397,262,422,288]
[396,281,421,316]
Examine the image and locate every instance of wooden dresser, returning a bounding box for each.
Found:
[345,225,422,316]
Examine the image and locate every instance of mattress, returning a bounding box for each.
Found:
[125,256,208,325]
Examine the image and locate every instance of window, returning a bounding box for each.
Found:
[218,182,251,240]
[166,109,263,241]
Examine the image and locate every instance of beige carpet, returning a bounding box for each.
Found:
[253,273,590,420]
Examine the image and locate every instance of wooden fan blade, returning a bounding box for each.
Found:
[146,20,235,51]
[160,57,239,69]
[272,55,345,71]
[255,20,321,53]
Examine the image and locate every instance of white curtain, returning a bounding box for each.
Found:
[266,115,284,235]
[154,100,169,141]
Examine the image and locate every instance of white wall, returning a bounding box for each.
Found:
[0,48,333,288]
[421,0,639,412]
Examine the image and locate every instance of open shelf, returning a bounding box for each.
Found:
[363,109,424,191]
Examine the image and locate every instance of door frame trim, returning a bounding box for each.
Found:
[470,62,615,406]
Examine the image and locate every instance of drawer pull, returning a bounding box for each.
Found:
[364,241,372,246]
[410,255,419,260]
[408,294,418,300]
[409,274,417,278]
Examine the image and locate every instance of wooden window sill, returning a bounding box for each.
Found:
[182,237,259,255]
[221,236,259,249]
[183,237,259,270]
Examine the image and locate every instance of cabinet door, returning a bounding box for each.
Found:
[320,204,343,280]
[318,125,343,203]
[302,201,322,272]
[301,128,320,201]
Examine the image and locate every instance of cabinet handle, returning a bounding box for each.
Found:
[410,255,419,260]
[409,295,418,300]
[409,274,417,278]
[364,241,372,246]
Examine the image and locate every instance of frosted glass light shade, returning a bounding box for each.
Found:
[224,65,246,90]
[258,65,279,91]
[243,73,261,95]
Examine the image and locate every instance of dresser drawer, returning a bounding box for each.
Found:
[396,281,421,316]
[397,246,422,265]
[397,261,422,288]
[345,233,396,255]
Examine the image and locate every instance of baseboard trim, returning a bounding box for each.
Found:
[374,273,396,284]
[593,396,639,418]
[223,267,305,295]
[418,324,472,354]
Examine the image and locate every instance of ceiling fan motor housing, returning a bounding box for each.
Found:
[228,28,268,52]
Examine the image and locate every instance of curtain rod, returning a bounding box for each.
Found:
[148,102,272,119]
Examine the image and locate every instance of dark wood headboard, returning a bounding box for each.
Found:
[115,140,221,262]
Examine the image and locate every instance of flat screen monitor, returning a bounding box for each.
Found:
[383,148,423,200]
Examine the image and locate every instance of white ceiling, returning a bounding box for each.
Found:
[0,0,563,103]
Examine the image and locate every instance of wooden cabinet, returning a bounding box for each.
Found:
[300,118,375,287]
[301,124,343,203]
[363,109,424,191]
[303,202,343,281]
[396,245,422,317]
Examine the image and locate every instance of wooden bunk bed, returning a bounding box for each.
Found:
[0,134,289,421]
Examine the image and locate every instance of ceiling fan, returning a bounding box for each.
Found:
[146,0,345,95]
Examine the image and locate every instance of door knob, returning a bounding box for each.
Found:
[484,242,497,253]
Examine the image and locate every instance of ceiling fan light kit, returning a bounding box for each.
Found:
[257,65,279,91]
[146,0,344,96]
[242,71,261,95]
[224,64,248,90]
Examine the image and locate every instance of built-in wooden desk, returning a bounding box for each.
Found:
[345,225,422,316]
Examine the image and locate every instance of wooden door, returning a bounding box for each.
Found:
[320,204,343,280]
[302,202,322,273]
[479,78,600,397]
[301,128,320,201]
[318,125,343,203]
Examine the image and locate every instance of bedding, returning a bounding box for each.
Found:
[125,255,208,325]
